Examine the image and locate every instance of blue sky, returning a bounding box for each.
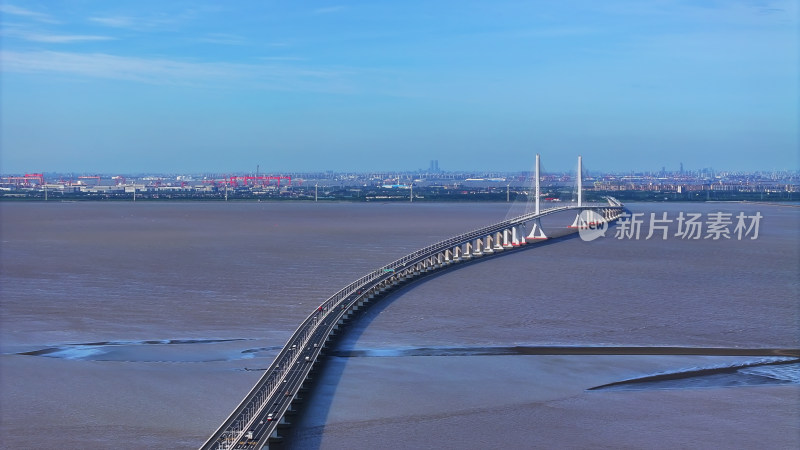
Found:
[1,1,797,174]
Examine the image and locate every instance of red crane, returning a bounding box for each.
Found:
[5,173,44,187]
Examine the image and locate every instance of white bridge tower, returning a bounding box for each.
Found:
[526,153,547,241]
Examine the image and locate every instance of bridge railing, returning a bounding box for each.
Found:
[378,204,571,268]
[313,202,623,328]
[313,203,622,319]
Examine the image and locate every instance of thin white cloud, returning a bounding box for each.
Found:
[1,25,115,43]
[88,12,188,31]
[89,16,136,28]
[0,4,58,23]
[11,31,115,43]
[313,6,345,14]
[0,50,355,93]
[1,50,236,83]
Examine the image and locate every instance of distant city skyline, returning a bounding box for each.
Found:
[3,164,798,178]
[1,1,797,174]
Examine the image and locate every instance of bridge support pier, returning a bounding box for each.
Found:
[471,240,483,257]
[526,218,547,240]
[568,212,587,229]
[483,236,494,255]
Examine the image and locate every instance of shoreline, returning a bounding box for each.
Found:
[1,197,798,204]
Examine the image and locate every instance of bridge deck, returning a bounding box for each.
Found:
[201,201,625,450]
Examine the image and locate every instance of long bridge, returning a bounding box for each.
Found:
[200,156,626,450]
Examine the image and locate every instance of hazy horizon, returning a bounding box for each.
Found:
[2,163,797,177]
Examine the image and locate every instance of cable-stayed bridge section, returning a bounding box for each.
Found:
[201,156,625,450]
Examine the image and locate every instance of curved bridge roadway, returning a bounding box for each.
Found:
[201,200,625,450]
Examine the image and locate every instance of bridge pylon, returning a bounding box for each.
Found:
[568,155,588,228]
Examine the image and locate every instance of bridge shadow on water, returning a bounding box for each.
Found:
[276,230,585,449]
